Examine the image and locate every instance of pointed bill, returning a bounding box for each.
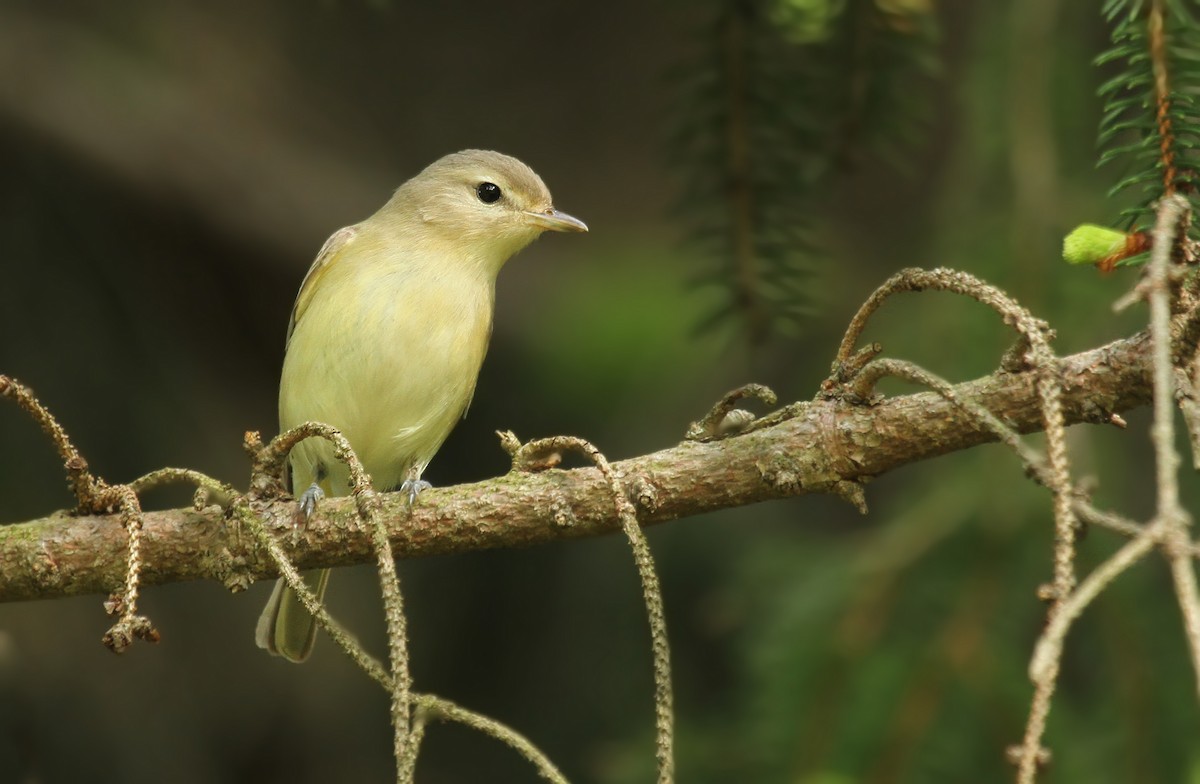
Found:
[524,208,588,233]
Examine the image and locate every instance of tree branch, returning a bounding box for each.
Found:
[0,331,1152,604]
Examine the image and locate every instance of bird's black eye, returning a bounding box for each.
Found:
[476,182,502,204]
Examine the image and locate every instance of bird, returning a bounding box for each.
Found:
[255,149,587,662]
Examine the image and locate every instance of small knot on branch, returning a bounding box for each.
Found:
[549,494,577,528]
[1000,335,1037,373]
[756,451,804,492]
[632,476,660,513]
[1035,583,1059,603]
[1006,744,1051,769]
[686,383,777,441]
[242,429,264,456]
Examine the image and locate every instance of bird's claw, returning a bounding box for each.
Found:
[297,483,325,520]
[399,478,432,507]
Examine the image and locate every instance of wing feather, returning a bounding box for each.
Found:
[285,226,359,348]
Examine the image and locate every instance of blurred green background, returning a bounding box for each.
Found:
[1,1,1198,782]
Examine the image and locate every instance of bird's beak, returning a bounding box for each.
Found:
[525,208,588,233]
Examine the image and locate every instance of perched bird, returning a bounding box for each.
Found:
[255,150,587,662]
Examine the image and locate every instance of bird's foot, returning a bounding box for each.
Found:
[399,478,432,507]
[297,483,325,520]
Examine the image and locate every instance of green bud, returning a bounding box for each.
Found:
[1062,224,1127,266]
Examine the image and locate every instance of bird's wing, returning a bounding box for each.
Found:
[285,225,359,348]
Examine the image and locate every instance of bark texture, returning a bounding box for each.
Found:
[0,331,1152,603]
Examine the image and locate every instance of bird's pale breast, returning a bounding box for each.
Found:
[279,240,494,495]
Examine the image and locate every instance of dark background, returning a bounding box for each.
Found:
[1,2,1197,783]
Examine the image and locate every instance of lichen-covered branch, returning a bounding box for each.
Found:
[0,331,1153,605]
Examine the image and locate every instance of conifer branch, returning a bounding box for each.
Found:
[0,332,1155,605]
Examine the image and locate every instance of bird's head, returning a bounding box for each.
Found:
[388,149,587,273]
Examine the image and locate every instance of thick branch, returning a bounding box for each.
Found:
[0,332,1152,604]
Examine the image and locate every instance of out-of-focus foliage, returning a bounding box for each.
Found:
[669,0,939,344]
[1098,0,1200,264]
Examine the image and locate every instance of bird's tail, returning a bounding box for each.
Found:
[255,568,331,663]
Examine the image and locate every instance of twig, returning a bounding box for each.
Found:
[509,433,675,784]
[1029,529,1158,683]
[368,487,413,777]
[1164,524,1200,700]
[245,423,413,770]
[1071,498,1148,540]
[1145,194,1200,696]
[1037,351,1077,609]
[0,375,98,510]
[827,271,1080,610]
[819,269,1089,782]
[827,267,1051,384]
[410,694,569,784]
[812,268,1087,783]
[238,501,389,686]
[0,375,162,652]
[1173,364,1200,469]
[395,701,428,783]
[1147,197,1187,532]
[1018,194,1200,782]
[1012,677,1055,784]
[252,424,572,781]
[128,467,237,502]
[98,484,159,653]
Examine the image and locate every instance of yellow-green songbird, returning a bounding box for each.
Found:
[255,149,587,662]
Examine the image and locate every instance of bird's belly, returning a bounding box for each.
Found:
[279,272,491,494]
